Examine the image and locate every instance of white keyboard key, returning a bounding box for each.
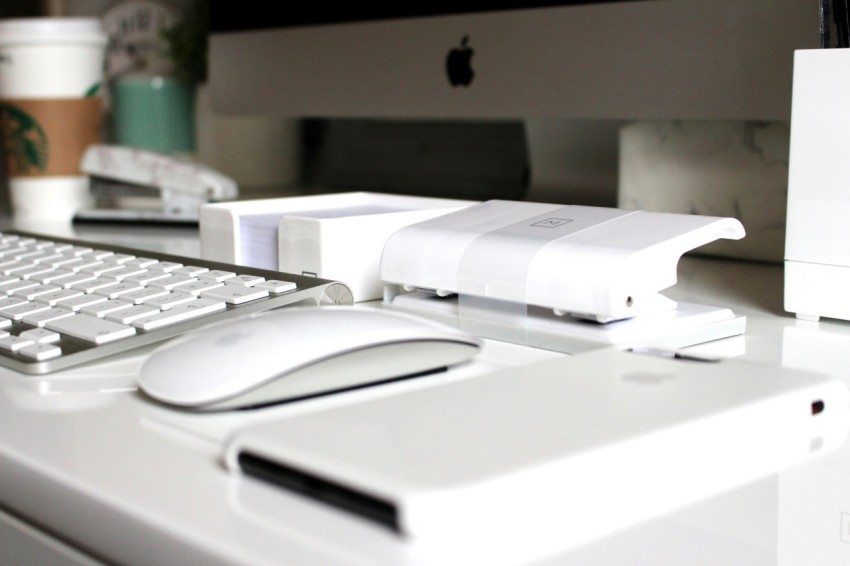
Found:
[171,265,208,277]
[56,272,97,289]
[2,279,39,295]
[13,284,61,301]
[105,305,160,324]
[0,335,35,352]
[0,275,21,288]
[70,277,120,294]
[124,270,172,285]
[34,288,84,306]
[65,246,93,256]
[71,257,109,272]
[120,287,171,305]
[80,298,133,318]
[57,293,108,312]
[80,262,123,277]
[227,275,265,286]
[145,291,196,310]
[146,261,182,272]
[0,296,28,310]
[20,328,61,343]
[256,280,297,294]
[14,264,55,279]
[105,266,148,281]
[122,257,160,269]
[132,298,226,330]
[3,261,36,275]
[0,317,12,329]
[31,252,66,264]
[175,279,224,296]
[148,274,198,291]
[198,270,235,282]
[201,284,269,305]
[31,268,75,285]
[0,301,51,321]
[81,249,115,260]
[48,255,84,269]
[19,342,62,361]
[94,282,145,299]
[23,307,76,327]
[47,314,136,344]
[108,254,136,264]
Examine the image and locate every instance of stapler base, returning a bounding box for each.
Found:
[386,291,746,354]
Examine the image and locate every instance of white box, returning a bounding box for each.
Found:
[225,348,847,559]
[785,49,850,322]
[200,192,475,301]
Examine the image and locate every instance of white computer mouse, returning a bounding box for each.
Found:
[137,306,481,410]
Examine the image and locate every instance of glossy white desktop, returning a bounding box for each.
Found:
[1,219,849,566]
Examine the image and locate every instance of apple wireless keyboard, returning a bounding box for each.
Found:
[0,230,353,374]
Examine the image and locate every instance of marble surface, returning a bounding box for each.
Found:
[618,121,790,263]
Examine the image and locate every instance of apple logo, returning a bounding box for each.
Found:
[446,35,474,87]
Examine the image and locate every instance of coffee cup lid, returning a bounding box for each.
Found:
[0,18,107,47]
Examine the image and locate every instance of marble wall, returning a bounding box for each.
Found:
[618,121,790,263]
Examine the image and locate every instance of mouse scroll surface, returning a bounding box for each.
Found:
[137,306,482,410]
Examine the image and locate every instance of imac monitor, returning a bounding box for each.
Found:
[208,1,816,122]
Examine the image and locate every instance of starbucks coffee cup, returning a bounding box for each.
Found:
[0,18,107,221]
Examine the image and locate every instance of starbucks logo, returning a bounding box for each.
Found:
[0,103,48,175]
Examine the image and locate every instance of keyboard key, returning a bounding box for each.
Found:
[174,279,224,296]
[56,272,97,289]
[124,270,172,285]
[0,297,28,310]
[147,261,182,272]
[227,275,265,286]
[105,305,160,324]
[70,277,121,294]
[56,293,108,312]
[1,301,51,321]
[19,342,62,361]
[148,274,198,291]
[256,280,297,294]
[201,284,269,305]
[132,298,226,330]
[2,280,39,295]
[79,299,133,318]
[22,307,76,327]
[19,328,61,343]
[198,270,235,282]
[35,288,85,306]
[13,284,61,301]
[0,335,35,352]
[119,287,171,305]
[93,282,145,300]
[171,265,208,277]
[145,291,196,310]
[47,315,136,344]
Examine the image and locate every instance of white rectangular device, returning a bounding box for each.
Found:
[199,192,475,301]
[382,200,745,322]
[381,200,746,351]
[785,49,850,322]
[224,348,848,558]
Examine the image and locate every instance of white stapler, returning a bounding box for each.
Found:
[381,200,747,352]
[74,144,239,223]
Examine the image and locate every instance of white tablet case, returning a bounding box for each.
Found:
[224,348,848,557]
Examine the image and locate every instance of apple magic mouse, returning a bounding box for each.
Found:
[137,306,482,410]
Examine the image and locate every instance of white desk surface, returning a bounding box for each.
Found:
[1,220,849,565]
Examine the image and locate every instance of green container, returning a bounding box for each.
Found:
[111,75,195,153]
